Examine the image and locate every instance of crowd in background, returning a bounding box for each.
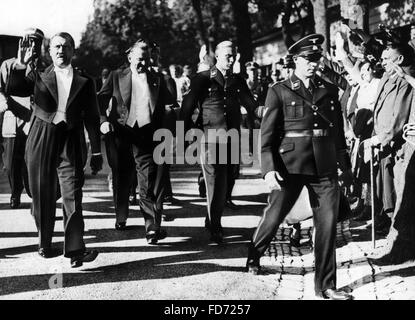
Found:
[1,22,415,269]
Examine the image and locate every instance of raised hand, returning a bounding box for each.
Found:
[198,44,207,63]
[390,62,406,78]
[17,36,35,66]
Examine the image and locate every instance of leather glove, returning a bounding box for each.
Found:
[90,154,103,175]
[264,171,284,191]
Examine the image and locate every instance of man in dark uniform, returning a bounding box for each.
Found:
[181,40,258,243]
[245,61,269,107]
[0,28,44,208]
[246,34,353,300]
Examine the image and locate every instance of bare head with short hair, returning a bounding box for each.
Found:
[49,32,75,68]
[215,40,236,72]
[128,39,150,73]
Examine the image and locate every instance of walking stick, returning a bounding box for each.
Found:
[370,146,376,249]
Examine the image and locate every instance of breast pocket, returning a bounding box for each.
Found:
[284,100,304,119]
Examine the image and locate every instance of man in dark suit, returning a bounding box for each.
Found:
[246,34,353,300]
[181,40,258,243]
[0,28,44,209]
[98,39,172,244]
[7,32,103,267]
[364,43,415,235]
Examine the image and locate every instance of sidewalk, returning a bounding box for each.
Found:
[0,163,414,300]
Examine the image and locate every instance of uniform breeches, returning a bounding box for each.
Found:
[25,117,87,257]
[2,128,29,198]
[249,175,340,294]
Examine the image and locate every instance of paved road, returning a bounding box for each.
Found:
[0,157,414,300]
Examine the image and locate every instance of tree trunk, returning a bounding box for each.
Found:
[305,0,316,34]
[311,0,329,53]
[191,0,209,49]
[281,0,295,49]
[229,0,253,73]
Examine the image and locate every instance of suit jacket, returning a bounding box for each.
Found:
[164,74,177,102]
[373,70,414,154]
[5,64,101,154]
[181,66,258,137]
[261,73,350,177]
[98,67,173,131]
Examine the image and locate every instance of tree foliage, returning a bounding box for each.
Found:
[383,0,415,28]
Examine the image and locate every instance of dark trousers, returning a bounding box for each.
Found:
[248,174,340,294]
[375,154,396,218]
[201,143,239,232]
[152,163,170,216]
[26,117,87,257]
[109,123,163,233]
[2,127,30,199]
[104,130,135,223]
[130,165,171,200]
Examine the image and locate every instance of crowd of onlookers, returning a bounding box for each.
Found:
[1,22,415,268]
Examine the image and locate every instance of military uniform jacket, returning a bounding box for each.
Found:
[261,73,350,177]
[0,58,37,137]
[181,66,258,141]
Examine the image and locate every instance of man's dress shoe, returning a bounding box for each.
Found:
[162,214,174,222]
[246,264,261,275]
[164,195,180,205]
[225,199,239,210]
[115,222,127,231]
[146,229,167,245]
[70,250,99,268]
[367,252,405,266]
[38,248,53,258]
[320,289,353,300]
[10,197,21,209]
[245,260,261,275]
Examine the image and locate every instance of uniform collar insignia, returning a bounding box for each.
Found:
[210,68,217,78]
[291,80,301,90]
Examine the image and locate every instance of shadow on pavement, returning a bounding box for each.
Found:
[339,265,415,292]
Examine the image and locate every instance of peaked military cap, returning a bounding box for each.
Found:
[288,33,324,57]
[23,28,44,40]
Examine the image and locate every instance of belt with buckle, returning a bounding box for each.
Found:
[284,129,329,138]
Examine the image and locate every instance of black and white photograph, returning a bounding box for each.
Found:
[0,0,415,307]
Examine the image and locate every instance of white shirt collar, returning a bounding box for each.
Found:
[130,66,147,77]
[54,64,73,75]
